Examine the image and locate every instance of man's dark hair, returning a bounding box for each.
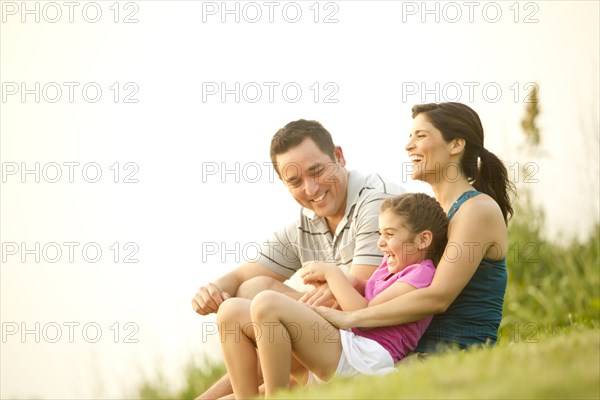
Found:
[270,119,335,176]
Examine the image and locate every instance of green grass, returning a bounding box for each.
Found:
[274,326,600,400]
[500,201,600,337]
[136,359,226,400]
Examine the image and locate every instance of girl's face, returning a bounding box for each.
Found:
[377,210,422,273]
[405,113,457,184]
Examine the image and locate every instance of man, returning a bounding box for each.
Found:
[192,119,403,398]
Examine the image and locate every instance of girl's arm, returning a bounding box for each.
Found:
[313,197,507,329]
[298,264,374,306]
[301,262,369,311]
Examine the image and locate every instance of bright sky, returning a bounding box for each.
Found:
[1,1,599,398]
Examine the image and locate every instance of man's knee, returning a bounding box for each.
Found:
[236,276,284,299]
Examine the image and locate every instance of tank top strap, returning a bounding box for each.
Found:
[447,190,482,221]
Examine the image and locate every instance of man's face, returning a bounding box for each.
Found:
[276,138,348,222]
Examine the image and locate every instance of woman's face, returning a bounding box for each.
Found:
[405,113,458,184]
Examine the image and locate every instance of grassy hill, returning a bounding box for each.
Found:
[274,326,599,399]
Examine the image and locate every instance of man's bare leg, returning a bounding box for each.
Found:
[196,276,301,399]
[194,374,233,400]
[196,358,304,400]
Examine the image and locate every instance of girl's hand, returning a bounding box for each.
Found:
[301,261,337,284]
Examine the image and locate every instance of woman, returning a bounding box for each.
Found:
[314,102,515,352]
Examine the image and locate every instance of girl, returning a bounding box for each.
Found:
[216,192,448,398]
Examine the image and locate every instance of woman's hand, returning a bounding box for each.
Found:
[310,305,355,330]
[301,261,338,284]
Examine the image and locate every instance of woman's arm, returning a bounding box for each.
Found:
[313,197,507,329]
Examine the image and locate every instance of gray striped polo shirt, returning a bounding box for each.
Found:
[257,170,404,278]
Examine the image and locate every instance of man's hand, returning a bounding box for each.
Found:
[298,283,338,308]
[192,283,231,315]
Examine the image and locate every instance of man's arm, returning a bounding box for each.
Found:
[192,262,286,315]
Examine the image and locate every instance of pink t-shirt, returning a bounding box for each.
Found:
[351,259,436,362]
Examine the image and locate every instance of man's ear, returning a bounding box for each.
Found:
[449,138,466,155]
[333,146,346,167]
[417,230,433,250]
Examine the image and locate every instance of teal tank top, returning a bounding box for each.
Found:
[415,190,507,352]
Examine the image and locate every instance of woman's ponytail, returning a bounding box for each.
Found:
[473,148,514,223]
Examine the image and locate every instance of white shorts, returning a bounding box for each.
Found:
[306,329,396,386]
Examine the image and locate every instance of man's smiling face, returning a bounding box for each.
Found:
[276,138,348,224]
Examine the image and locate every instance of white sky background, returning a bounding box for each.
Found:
[1,1,599,398]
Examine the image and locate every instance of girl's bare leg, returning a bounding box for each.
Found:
[250,290,343,397]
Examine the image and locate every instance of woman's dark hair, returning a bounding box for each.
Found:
[381,193,448,266]
[412,102,515,223]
